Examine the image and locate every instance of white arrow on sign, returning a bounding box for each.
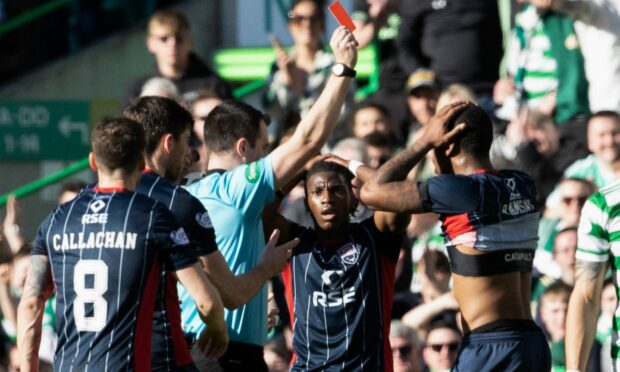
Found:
[58,116,89,145]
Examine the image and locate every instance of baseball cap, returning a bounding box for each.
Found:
[406,69,437,95]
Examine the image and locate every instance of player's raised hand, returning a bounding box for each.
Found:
[330,26,358,69]
[421,101,471,149]
[197,318,229,359]
[261,229,299,276]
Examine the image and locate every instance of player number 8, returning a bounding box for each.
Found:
[73,260,108,332]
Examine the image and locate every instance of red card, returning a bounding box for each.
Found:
[328,0,356,31]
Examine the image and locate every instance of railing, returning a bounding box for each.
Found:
[0,0,73,37]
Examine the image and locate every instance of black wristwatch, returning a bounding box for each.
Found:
[332,63,356,78]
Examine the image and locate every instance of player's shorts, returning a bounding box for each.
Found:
[452,319,551,372]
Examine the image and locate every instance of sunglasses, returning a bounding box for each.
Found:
[429,342,460,353]
[152,33,185,43]
[288,12,322,25]
[393,344,412,356]
[561,195,588,206]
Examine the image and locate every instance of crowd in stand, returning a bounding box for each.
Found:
[1,0,620,371]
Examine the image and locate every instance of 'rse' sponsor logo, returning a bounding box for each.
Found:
[81,213,108,224]
[312,287,355,307]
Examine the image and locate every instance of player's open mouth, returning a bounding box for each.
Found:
[320,210,337,220]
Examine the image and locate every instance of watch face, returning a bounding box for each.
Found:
[333,64,344,75]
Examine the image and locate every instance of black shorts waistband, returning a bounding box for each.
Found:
[470,319,540,334]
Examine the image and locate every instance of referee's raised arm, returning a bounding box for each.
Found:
[269,26,358,189]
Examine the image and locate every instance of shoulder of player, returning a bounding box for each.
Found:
[425,173,481,191]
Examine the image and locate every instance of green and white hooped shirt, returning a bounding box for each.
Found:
[575,181,620,368]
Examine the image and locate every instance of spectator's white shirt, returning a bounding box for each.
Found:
[558,0,620,112]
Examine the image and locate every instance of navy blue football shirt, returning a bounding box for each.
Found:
[282,217,403,372]
[32,186,197,372]
[137,170,218,370]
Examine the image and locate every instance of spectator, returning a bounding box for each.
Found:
[332,137,370,164]
[2,197,23,256]
[532,227,577,303]
[362,131,396,169]
[187,90,223,175]
[350,102,394,140]
[436,84,475,112]
[494,108,575,204]
[405,69,439,145]
[139,76,181,100]
[422,321,462,372]
[402,250,457,335]
[535,0,620,114]
[352,0,411,137]
[397,0,503,109]
[391,320,422,372]
[539,281,571,336]
[559,111,620,190]
[57,180,87,205]
[538,281,576,371]
[534,178,595,279]
[597,279,616,372]
[124,9,231,108]
[498,0,590,160]
[264,0,354,143]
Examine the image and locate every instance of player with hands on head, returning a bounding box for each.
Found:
[361,102,551,371]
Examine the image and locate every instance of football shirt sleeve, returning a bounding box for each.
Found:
[32,212,54,256]
[418,175,480,214]
[171,192,218,257]
[153,206,198,271]
[217,156,276,216]
[576,192,611,263]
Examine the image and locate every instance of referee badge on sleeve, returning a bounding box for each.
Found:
[170,228,190,245]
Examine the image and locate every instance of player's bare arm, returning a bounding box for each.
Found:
[566,259,608,372]
[200,229,298,309]
[270,26,358,189]
[361,102,469,213]
[175,263,228,358]
[17,255,54,372]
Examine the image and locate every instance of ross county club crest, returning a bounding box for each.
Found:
[170,228,190,245]
[337,243,360,265]
[196,212,213,228]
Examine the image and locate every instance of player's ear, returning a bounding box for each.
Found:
[162,133,175,155]
[89,152,98,171]
[236,137,248,161]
